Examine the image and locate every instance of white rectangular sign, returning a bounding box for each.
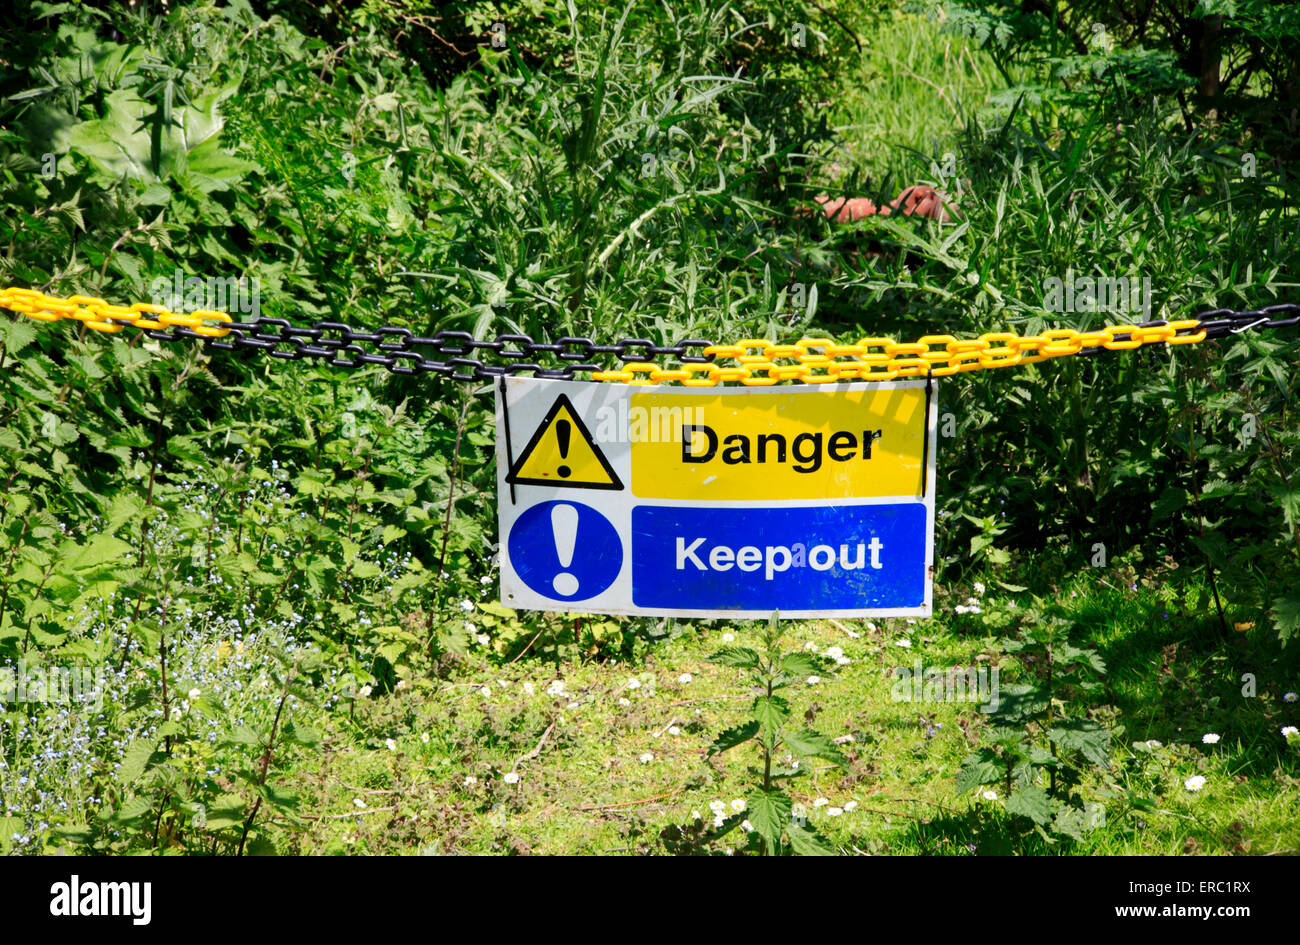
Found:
[495,377,937,618]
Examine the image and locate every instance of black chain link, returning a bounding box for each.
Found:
[123,304,1300,383]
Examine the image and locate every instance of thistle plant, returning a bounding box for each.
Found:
[706,615,850,855]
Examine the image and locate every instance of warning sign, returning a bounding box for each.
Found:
[505,393,623,490]
[495,377,936,619]
[630,387,926,500]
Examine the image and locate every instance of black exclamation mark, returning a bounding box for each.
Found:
[556,419,572,478]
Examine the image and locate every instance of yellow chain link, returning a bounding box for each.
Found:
[0,286,1208,385]
[0,286,234,338]
[591,321,1206,384]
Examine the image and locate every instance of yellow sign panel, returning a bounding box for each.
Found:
[630,386,925,500]
[507,393,623,490]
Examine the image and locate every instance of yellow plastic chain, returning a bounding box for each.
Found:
[0,286,1207,385]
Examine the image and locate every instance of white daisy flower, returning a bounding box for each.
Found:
[459,599,474,611]
[844,801,858,811]
[982,790,998,801]
[384,738,397,751]
[503,772,519,784]
[1202,733,1220,744]
[618,697,630,706]
[806,675,821,686]
[477,634,490,646]
[825,646,843,660]
[804,641,819,652]
[668,726,681,736]
[357,684,373,698]
[421,732,430,743]
[973,582,985,596]
[627,678,642,690]
[895,639,912,648]
[1284,692,1298,703]
[395,679,410,691]
[828,807,843,817]
[730,798,746,813]
[464,775,476,787]
[741,820,754,833]
[1184,775,1206,792]
[1281,726,1298,737]
[678,673,692,684]
[353,797,366,809]
[639,752,654,764]
[813,797,829,807]
[722,632,735,643]
[187,687,202,701]
[523,682,535,696]
[709,800,726,813]
[480,687,492,698]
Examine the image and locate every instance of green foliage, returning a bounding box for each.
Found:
[956,600,1111,843]
[702,616,848,855]
[0,0,1296,856]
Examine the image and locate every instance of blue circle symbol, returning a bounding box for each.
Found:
[508,500,622,602]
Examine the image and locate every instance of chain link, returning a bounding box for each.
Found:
[2,286,1296,386]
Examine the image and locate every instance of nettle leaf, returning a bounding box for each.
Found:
[1051,805,1089,842]
[3,316,38,355]
[707,720,758,757]
[783,728,850,770]
[1004,783,1054,826]
[1271,593,1300,644]
[986,683,1047,724]
[745,788,792,852]
[779,652,824,678]
[955,747,1003,793]
[1047,719,1111,769]
[113,796,155,823]
[708,646,760,668]
[751,695,790,731]
[116,740,159,784]
[786,821,836,856]
[64,533,133,571]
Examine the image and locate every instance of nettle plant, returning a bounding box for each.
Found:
[704,616,850,855]
[956,601,1111,843]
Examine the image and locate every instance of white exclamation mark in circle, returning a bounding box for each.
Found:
[551,503,580,596]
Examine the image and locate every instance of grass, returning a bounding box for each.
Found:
[825,13,1008,191]
[283,567,1300,855]
[2,4,1297,859]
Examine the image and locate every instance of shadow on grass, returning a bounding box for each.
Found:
[1060,582,1300,781]
[886,807,1067,855]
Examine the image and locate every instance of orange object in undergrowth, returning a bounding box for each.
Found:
[810,185,956,223]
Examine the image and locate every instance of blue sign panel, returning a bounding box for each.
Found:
[508,500,623,602]
[631,503,927,611]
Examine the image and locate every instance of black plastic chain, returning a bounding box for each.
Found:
[129,303,1300,383]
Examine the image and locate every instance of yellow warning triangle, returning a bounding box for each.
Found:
[506,393,623,490]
